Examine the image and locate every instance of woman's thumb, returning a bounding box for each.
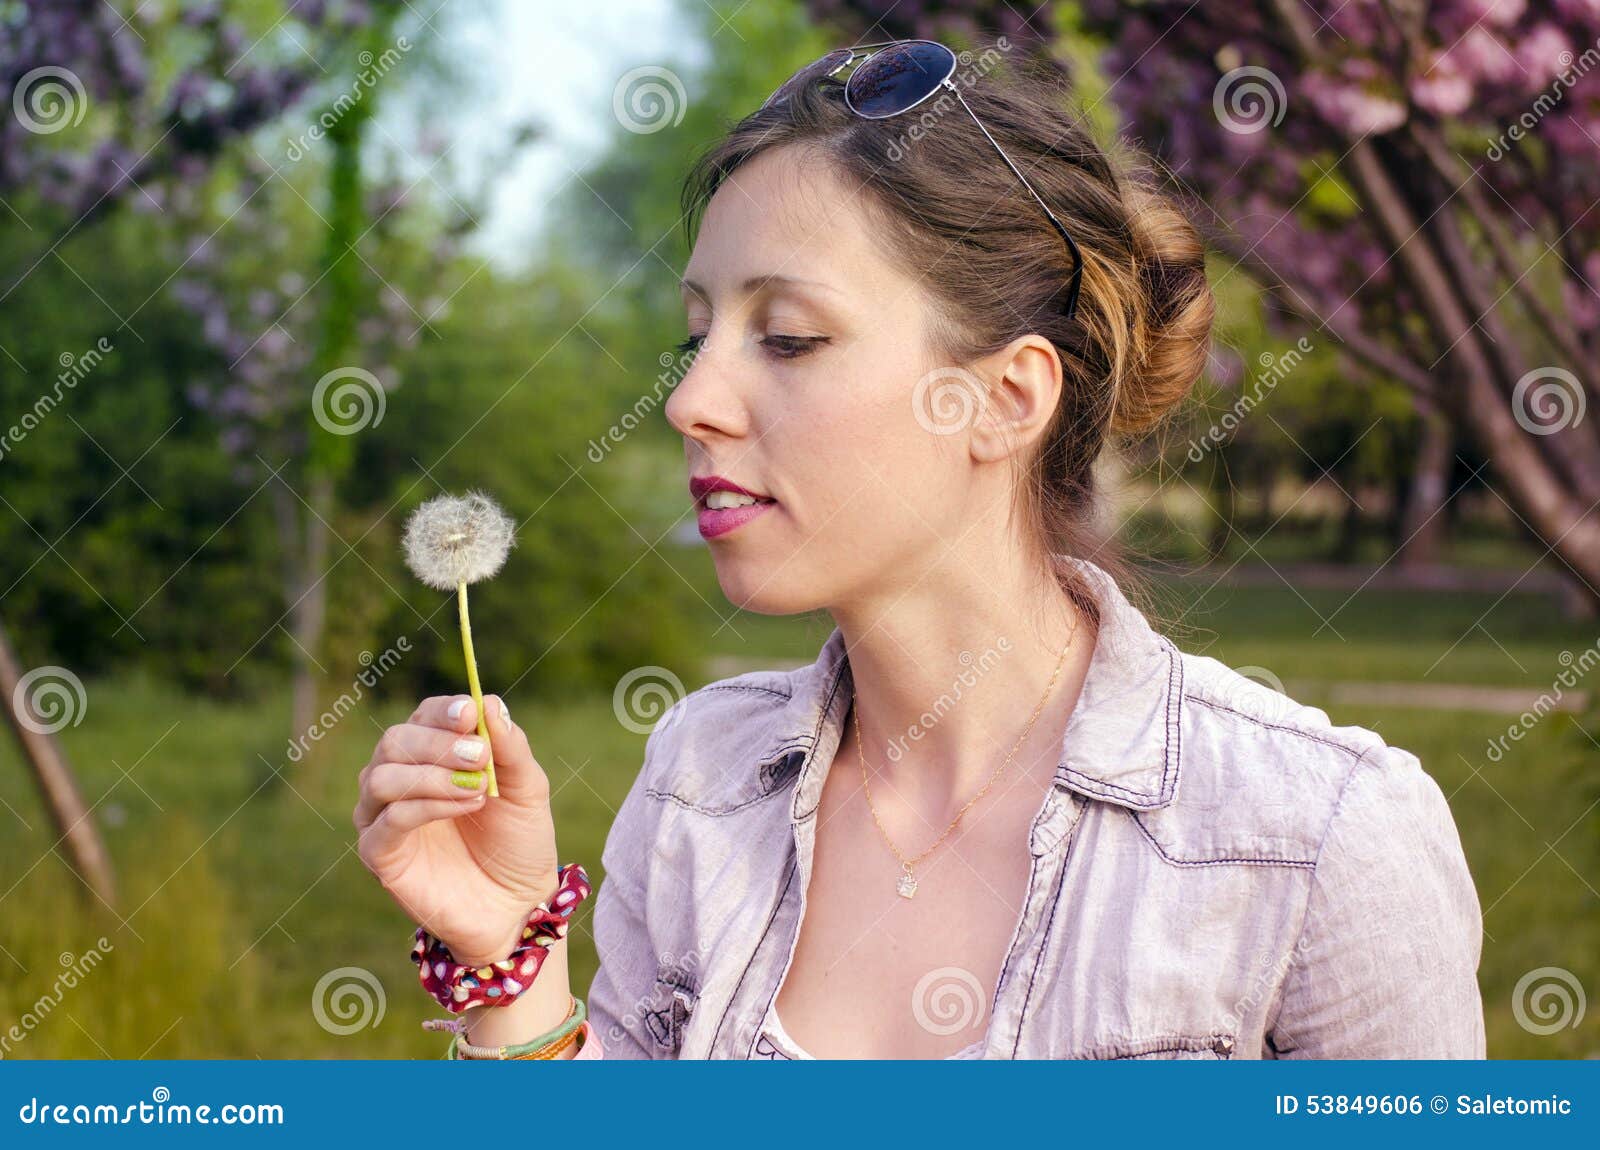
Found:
[480,693,542,796]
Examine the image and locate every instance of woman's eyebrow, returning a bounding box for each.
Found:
[678,273,842,300]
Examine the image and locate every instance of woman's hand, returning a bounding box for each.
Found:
[354,694,561,966]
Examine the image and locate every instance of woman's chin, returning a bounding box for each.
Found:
[710,555,820,617]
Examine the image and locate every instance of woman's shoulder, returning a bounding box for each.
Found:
[1144,650,1458,871]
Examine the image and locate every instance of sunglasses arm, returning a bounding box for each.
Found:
[943,80,1085,321]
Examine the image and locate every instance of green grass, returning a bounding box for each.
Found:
[0,679,646,1059]
[0,578,1595,1059]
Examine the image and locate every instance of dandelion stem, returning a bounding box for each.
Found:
[457,581,498,797]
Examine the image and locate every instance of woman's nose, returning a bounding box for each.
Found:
[664,342,748,442]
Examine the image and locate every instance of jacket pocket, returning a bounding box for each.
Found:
[1076,1032,1237,1060]
[641,961,699,1056]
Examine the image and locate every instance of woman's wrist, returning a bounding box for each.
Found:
[461,936,573,1048]
[443,872,564,967]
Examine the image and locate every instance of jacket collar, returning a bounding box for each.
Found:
[770,557,1185,821]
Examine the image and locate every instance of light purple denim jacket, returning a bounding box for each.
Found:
[583,562,1486,1059]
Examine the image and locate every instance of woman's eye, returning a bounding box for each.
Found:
[673,334,704,358]
[761,334,829,359]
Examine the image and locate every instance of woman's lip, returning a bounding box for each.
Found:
[689,475,770,501]
[697,499,776,539]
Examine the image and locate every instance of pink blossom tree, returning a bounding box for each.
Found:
[805,0,1600,603]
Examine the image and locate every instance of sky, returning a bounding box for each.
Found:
[423,0,705,268]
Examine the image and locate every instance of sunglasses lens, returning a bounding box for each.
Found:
[845,40,956,119]
[761,49,855,110]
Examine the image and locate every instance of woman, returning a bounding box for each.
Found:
[354,41,1484,1059]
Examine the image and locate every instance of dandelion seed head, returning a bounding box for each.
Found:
[402,490,516,590]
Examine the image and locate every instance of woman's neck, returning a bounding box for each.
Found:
[827,545,1095,822]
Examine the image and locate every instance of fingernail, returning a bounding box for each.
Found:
[453,738,485,764]
[499,699,510,724]
[447,699,469,721]
[451,770,485,791]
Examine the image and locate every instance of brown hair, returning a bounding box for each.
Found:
[681,45,1213,616]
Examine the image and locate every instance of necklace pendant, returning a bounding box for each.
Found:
[896,865,918,899]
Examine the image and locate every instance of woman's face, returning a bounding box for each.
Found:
[667,145,1011,617]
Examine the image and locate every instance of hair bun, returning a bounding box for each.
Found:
[1110,184,1215,437]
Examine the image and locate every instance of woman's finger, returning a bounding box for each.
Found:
[355,793,485,865]
[481,694,549,800]
[409,694,483,734]
[365,760,489,808]
[372,722,494,771]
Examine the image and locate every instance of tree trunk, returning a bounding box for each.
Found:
[1396,415,1452,569]
[1268,0,1600,609]
[0,619,116,907]
[288,475,333,750]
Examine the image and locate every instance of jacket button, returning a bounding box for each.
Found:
[1213,1035,1235,1055]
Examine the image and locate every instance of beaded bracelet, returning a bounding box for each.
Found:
[411,862,591,1014]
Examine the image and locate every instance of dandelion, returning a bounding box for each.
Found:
[402,491,516,796]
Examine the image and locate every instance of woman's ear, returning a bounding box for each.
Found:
[969,335,1063,464]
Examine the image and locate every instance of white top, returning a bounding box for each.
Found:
[753,1000,987,1060]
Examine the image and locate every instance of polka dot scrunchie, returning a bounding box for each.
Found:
[411,863,591,1014]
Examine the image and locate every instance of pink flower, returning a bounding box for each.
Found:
[1514,24,1574,92]
[1460,0,1528,26]
[1411,52,1474,116]
[1303,69,1408,135]
[1553,0,1600,21]
[1449,27,1520,87]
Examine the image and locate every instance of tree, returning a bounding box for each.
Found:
[803,0,1600,603]
[0,0,343,900]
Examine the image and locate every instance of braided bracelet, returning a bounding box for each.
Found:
[411,862,591,1014]
[437,996,590,1059]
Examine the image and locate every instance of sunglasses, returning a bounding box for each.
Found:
[761,39,1084,322]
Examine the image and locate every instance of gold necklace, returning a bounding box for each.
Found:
[855,639,1072,899]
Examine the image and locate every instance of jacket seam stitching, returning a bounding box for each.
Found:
[792,658,849,821]
[710,857,797,1055]
[699,683,794,702]
[1128,810,1317,868]
[644,787,788,816]
[1056,773,1166,803]
[1183,694,1370,759]
[1165,639,1182,800]
[1011,832,1073,1057]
